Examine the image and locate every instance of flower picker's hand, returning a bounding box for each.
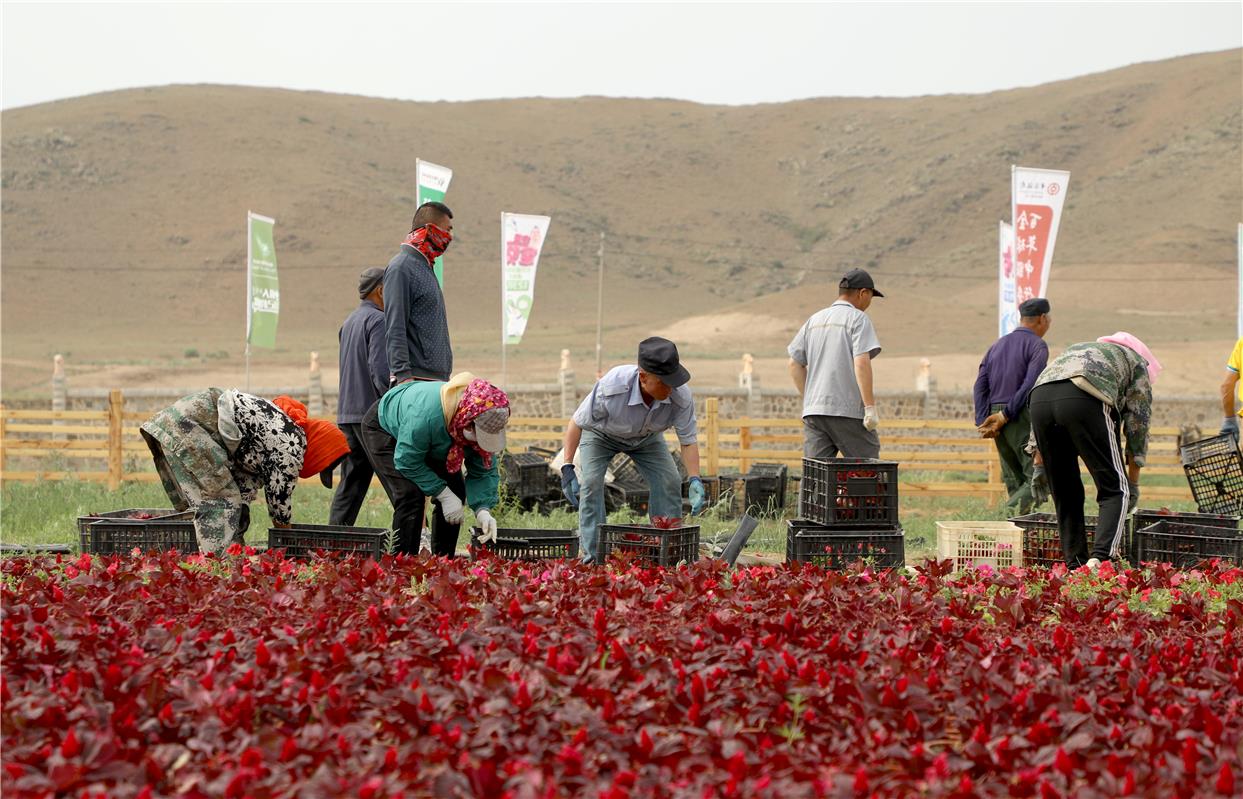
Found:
[436,487,465,524]
[560,464,581,509]
[475,509,498,544]
[1031,465,1051,507]
[688,476,707,515]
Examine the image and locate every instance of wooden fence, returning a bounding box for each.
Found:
[1,392,1194,500]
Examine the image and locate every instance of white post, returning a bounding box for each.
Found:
[594,232,605,378]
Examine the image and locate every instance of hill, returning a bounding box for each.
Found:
[2,49,1240,397]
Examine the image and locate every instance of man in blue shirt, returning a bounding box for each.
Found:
[974,298,1052,513]
[560,337,706,563]
[329,267,389,525]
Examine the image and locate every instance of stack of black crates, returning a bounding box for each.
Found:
[787,457,904,569]
[1130,433,1243,567]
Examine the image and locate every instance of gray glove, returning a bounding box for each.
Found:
[1222,416,1239,442]
[1031,465,1050,507]
[1127,480,1139,515]
[560,464,580,509]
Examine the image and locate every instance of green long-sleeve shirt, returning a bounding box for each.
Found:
[376,380,500,510]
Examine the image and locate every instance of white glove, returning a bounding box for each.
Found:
[863,405,879,432]
[476,509,498,544]
[436,487,465,524]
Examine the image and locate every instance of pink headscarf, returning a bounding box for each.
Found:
[445,379,510,473]
[1097,332,1162,384]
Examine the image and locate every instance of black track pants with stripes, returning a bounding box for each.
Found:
[1029,380,1131,567]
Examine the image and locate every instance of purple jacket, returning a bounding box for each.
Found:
[973,327,1049,425]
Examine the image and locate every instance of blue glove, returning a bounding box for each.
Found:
[560,464,580,509]
[1222,416,1239,442]
[688,476,706,515]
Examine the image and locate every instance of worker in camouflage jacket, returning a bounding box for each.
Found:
[1027,333,1159,570]
[140,390,349,555]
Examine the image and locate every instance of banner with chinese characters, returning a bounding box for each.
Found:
[998,220,1018,337]
[416,159,453,288]
[246,211,279,349]
[501,213,551,345]
[1010,166,1070,306]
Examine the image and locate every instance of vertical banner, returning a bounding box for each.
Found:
[1011,165,1070,306]
[246,211,279,349]
[416,159,453,288]
[501,213,552,345]
[998,220,1018,337]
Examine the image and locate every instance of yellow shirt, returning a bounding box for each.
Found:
[1229,338,1243,415]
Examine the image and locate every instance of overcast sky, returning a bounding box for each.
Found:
[2,2,1240,110]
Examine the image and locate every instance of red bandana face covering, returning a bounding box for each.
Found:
[402,223,453,265]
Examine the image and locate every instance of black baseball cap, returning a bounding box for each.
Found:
[637,337,690,388]
[840,268,884,297]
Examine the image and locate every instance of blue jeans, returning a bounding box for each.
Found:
[578,429,683,563]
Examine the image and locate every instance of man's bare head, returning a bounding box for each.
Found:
[410,201,454,233]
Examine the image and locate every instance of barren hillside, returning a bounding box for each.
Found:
[2,49,1239,397]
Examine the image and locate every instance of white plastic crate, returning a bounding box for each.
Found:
[935,521,1023,570]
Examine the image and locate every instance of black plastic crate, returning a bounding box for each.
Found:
[502,452,555,500]
[609,454,645,486]
[267,524,387,559]
[616,484,651,515]
[469,527,579,561]
[1134,519,1243,567]
[1180,434,1243,515]
[76,508,192,552]
[1009,513,1101,567]
[785,520,905,570]
[84,519,198,556]
[600,523,699,566]
[799,458,899,526]
[682,475,725,509]
[748,463,789,510]
[1133,509,1239,535]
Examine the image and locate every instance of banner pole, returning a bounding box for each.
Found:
[245,211,251,392]
[500,213,507,387]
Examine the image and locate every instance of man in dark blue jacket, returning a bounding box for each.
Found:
[384,202,455,384]
[974,298,1052,513]
[329,267,389,525]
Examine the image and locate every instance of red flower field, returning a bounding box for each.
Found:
[2,551,1241,798]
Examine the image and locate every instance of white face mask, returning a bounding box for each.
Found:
[462,427,477,442]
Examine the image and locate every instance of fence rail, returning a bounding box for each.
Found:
[1,391,1194,501]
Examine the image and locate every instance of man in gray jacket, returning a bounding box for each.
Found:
[384,201,455,384]
[330,267,389,525]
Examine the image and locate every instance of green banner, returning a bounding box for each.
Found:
[247,212,279,349]
[416,160,453,288]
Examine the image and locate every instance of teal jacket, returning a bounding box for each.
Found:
[377,380,500,511]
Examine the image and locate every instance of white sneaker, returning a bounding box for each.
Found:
[1085,557,1102,571]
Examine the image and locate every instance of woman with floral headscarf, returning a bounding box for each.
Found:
[1027,332,1161,570]
[360,372,510,556]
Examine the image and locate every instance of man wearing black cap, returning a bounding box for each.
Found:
[788,268,885,459]
[974,298,1051,513]
[560,337,705,563]
[329,267,389,525]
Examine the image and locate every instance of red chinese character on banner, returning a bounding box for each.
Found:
[505,233,539,267]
